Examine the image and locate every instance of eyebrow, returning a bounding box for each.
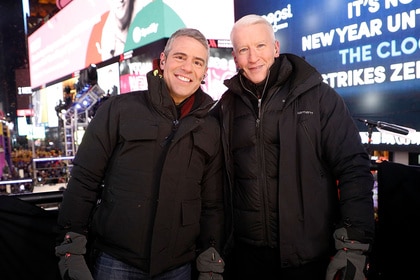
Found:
[172,52,206,64]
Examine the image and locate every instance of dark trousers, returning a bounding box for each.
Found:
[225,241,329,280]
[93,252,191,280]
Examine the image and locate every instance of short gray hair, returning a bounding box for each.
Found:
[163,28,210,65]
[230,14,275,51]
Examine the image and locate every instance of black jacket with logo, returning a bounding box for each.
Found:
[57,71,225,276]
[215,54,374,267]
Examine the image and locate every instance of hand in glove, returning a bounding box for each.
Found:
[55,232,94,280]
[326,228,370,280]
[196,247,225,280]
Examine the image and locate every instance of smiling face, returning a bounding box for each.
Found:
[231,22,280,84]
[160,36,208,105]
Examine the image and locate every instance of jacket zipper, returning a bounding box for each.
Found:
[161,119,179,147]
[240,72,272,246]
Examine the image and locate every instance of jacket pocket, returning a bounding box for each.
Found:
[192,130,217,158]
[116,121,159,172]
[172,199,201,257]
[120,120,158,141]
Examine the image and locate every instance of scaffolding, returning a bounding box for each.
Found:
[61,84,105,156]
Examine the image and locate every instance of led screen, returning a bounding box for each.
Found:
[28,0,234,89]
[234,0,420,132]
[202,47,237,101]
[32,83,63,128]
[97,62,120,96]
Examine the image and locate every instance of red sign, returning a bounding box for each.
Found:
[17,109,34,117]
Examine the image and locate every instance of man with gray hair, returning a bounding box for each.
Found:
[56,28,226,280]
[214,14,374,280]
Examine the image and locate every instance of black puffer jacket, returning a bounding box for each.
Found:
[216,54,374,267]
[57,70,225,276]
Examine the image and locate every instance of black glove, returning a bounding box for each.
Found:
[196,247,225,280]
[326,228,370,280]
[55,232,93,280]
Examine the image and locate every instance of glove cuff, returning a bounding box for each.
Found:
[196,247,225,274]
[333,228,370,252]
[55,232,88,256]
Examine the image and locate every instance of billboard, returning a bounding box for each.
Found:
[118,40,166,94]
[97,62,120,96]
[202,47,237,101]
[28,0,234,89]
[234,0,420,133]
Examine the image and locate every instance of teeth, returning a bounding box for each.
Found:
[177,75,191,82]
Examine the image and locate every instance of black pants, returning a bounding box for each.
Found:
[225,241,329,280]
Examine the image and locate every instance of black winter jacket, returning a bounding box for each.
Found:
[215,54,374,267]
[57,71,225,276]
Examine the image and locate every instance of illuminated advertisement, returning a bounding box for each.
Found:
[97,62,120,96]
[32,83,63,128]
[234,0,420,132]
[202,47,237,101]
[119,40,166,94]
[28,0,234,89]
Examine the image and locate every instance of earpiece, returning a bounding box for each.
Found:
[201,75,206,84]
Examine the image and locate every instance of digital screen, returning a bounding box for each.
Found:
[32,83,63,128]
[97,62,120,96]
[28,0,234,89]
[119,40,166,94]
[234,0,420,132]
[202,47,237,101]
